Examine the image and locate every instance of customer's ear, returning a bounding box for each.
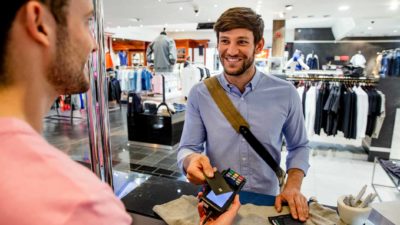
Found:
[24,1,56,47]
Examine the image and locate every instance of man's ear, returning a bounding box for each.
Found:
[255,38,265,54]
[24,1,55,47]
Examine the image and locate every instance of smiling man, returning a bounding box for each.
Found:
[0,0,131,224]
[178,7,310,222]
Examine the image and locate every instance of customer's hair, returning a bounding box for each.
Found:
[214,7,264,44]
[0,0,69,86]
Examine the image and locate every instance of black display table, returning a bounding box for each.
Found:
[127,111,185,147]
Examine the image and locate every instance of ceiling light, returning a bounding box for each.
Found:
[279,12,285,18]
[389,1,399,10]
[140,24,143,27]
[195,13,199,17]
[208,18,211,22]
[158,0,161,2]
[368,26,373,30]
[214,4,218,7]
[179,6,183,10]
[182,29,185,32]
[338,5,350,11]
[117,26,121,29]
[394,30,398,33]
[258,0,262,4]
[285,5,293,11]
[175,29,179,32]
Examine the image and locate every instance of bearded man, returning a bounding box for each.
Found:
[178,7,310,222]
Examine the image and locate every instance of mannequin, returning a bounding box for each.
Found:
[285,49,310,71]
[146,28,177,73]
[147,28,179,101]
[350,50,366,68]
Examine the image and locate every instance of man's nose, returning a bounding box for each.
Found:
[226,43,239,55]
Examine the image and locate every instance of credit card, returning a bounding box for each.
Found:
[204,171,232,195]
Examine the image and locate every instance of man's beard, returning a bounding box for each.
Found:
[46,27,90,95]
[221,50,255,77]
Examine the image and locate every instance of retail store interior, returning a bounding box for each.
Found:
[42,0,400,224]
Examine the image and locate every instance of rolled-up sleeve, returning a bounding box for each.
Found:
[177,84,207,172]
[282,85,310,176]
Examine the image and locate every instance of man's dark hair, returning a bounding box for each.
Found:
[0,0,69,86]
[214,7,264,44]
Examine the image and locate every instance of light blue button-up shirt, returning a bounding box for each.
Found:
[177,69,310,196]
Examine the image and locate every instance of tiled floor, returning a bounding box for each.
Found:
[43,107,185,180]
[42,105,399,206]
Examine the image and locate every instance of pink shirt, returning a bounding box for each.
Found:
[0,118,132,225]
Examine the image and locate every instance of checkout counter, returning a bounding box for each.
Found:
[116,171,276,225]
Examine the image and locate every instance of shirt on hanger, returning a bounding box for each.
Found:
[350,54,367,68]
[118,51,128,66]
[305,86,317,137]
[354,86,369,139]
[372,91,386,138]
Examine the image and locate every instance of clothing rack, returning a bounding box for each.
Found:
[286,76,379,83]
[290,76,385,140]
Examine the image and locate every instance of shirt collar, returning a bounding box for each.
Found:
[217,68,262,94]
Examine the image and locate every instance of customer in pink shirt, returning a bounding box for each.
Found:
[0,0,133,224]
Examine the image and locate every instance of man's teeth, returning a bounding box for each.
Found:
[226,58,240,62]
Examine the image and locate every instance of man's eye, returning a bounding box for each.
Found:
[220,40,229,44]
[238,40,248,45]
[86,17,94,26]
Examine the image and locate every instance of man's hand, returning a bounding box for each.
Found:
[274,169,309,222]
[197,193,240,225]
[183,153,215,184]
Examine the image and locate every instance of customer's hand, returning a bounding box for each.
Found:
[274,169,309,222]
[183,153,215,184]
[197,193,241,225]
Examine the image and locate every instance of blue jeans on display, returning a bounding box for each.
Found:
[380,54,389,78]
[394,50,400,77]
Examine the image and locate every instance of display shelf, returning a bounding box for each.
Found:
[371,157,400,201]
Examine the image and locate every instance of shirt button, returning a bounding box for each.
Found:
[242,157,247,161]
[242,138,245,141]
[241,97,244,101]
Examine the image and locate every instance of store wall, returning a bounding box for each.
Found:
[169,30,274,47]
[106,27,160,42]
[292,41,400,74]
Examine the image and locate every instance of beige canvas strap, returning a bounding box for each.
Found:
[204,77,249,133]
